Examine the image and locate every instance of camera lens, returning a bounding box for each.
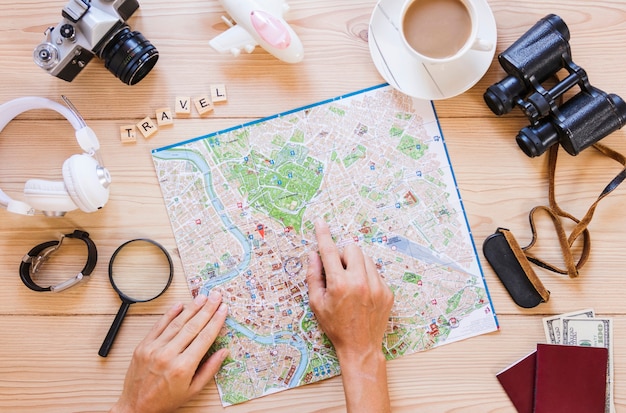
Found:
[100,26,159,85]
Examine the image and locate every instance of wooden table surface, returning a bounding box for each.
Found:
[1,0,625,411]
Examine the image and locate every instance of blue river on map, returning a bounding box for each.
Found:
[154,148,309,387]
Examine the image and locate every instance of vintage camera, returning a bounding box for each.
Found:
[33,0,158,85]
[484,14,626,157]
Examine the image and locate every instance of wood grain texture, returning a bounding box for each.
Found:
[1,0,626,411]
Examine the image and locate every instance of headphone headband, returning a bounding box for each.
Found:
[0,96,100,153]
[0,96,81,130]
[0,96,110,216]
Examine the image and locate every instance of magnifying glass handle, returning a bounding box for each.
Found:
[99,301,131,357]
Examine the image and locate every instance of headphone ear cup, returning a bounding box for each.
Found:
[24,179,78,213]
[62,154,110,213]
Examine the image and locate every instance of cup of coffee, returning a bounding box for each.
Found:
[400,0,493,65]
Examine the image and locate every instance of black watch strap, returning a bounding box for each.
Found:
[19,230,97,292]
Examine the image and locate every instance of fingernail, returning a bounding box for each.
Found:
[314,218,327,229]
[194,294,208,305]
[172,302,184,312]
[217,303,228,314]
[219,348,231,363]
[208,290,222,303]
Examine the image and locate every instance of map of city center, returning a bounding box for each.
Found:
[152,84,499,406]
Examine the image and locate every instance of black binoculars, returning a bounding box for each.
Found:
[484,14,626,157]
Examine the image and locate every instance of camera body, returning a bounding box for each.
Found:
[34,0,158,85]
[484,14,626,157]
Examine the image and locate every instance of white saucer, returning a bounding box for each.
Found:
[368,0,497,100]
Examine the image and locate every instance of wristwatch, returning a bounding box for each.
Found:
[19,230,97,292]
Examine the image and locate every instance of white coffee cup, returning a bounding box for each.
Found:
[399,0,493,65]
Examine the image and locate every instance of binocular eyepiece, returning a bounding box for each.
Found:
[485,14,626,157]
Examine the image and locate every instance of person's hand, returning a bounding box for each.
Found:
[306,218,394,359]
[110,291,229,413]
[306,219,393,413]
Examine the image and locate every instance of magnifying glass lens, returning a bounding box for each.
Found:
[99,239,173,357]
[110,239,172,301]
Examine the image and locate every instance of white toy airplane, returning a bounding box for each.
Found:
[209,0,304,63]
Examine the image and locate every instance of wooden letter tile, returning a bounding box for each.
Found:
[210,84,228,102]
[156,107,174,127]
[120,125,137,143]
[136,117,158,139]
[175,96,191,116]
[194,95,214,116]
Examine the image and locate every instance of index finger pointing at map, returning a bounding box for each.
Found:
[314,219,344,284]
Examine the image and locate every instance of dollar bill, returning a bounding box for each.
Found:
[562,317,614,413]
[542,308,595,344]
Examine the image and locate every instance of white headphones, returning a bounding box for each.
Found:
[0,96,111,216]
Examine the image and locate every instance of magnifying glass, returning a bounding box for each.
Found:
[98,239,173,357]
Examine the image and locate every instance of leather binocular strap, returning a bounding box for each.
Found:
[521,143,626,278]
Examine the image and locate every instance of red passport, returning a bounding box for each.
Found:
[496,350,536,413]
[497,344,608,413]
[534,343,608,413]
